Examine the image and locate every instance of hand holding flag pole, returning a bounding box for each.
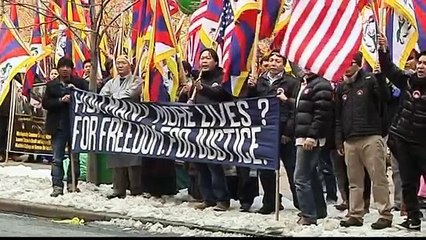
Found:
[188,70,203,104]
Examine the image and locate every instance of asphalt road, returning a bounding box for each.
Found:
[0,212,176,237]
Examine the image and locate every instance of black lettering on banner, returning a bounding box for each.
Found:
[70,90,281,170]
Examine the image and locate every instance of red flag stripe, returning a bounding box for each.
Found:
[281,0,364,81]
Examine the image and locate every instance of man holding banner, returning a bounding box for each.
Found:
[247,50,300,214]
[183,48,234,211]
[99,55,144,199]
[42,57,88,197]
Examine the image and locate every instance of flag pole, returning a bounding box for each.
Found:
[250,0,263,82]
[5,80,17,163]
[379,0,387,53]
[275,169,280,221]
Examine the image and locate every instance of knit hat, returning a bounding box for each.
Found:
[116,55,131,64]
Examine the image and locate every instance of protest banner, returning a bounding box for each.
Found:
[70,89,281,170]
[8,81,53,155]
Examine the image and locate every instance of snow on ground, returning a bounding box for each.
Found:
[0,165,425,237]
[95,219,249,237]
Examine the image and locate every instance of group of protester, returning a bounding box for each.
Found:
[11,30,423,231]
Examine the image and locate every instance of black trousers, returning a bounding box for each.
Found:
[0,116,8,154]
[392,136,426,219]
[259,142,299,209]
[226,167,259,205]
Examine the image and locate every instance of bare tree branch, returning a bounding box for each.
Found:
[100,1,138,38]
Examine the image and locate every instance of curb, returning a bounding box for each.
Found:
[0,198,285,237]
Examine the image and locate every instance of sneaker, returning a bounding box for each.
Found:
[396,218,421,231]
[50,186,64,197]
[256,204,284,215]
[340,217,363,227]
[194,201,216,210]
[371,218,392,230]
[213,201,230,211]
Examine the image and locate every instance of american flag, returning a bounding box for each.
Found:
[186,0,208,68]
[280,0,367,81]
[186,0,223,70]
[217,0,234,68]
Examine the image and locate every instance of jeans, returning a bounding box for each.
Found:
[294,146,327,221]
[318,147,337,201]
[259,142,299,209]
[51,129,80,188]
[197,163,230,203]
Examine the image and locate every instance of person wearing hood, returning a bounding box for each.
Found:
[378,33,426,231]
[180,48,234,211]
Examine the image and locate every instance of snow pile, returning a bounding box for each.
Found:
[96,219,249,237]
[0,164,425,237]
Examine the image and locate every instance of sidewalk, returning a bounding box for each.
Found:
[0,163,423,237]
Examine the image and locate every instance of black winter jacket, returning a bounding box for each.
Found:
[42,76,89,135]
[247,71,300,137]
[178,67,234,104]
[294,75,333,139]
[379,50,426,146]
[334,70,389,147]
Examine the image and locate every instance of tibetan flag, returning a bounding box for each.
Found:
[222,0,259,96]
[23,4,52,96]
[10,0,19,27]
[385,0,418,68]
[144,0,180,102]
[271,0,293,49]
[46,0,61,34]
[361,5,379,69]
[413,0,426,50]
[0,16,34,105]
[259,0,284,40]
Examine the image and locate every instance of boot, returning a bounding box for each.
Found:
[371,218,392,230]
[213,201,230,211]
[67,184,80,193]
[256,204,284,215]
[340,217,363,227]
[194,201,216,210]
[50,186,64,197]
[335,202,348,211]
[297,216,317,226]
[106,192,126,199]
